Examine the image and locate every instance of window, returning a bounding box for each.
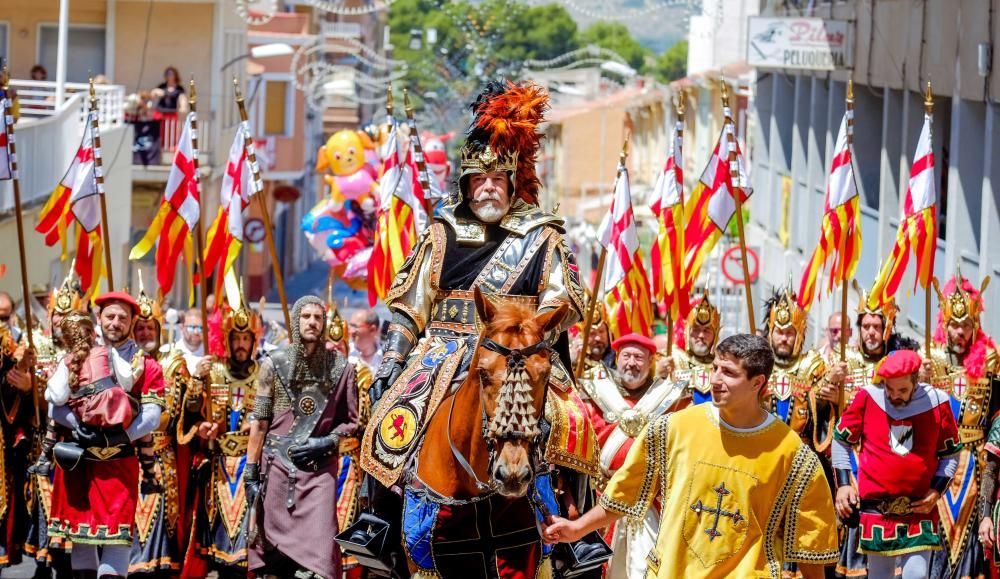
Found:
[38,25,106,83]
[261,79,293,137]
[0,23,8,65]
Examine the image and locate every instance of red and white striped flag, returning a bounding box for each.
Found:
[682,117,752,290]
[650,117,688,320]
[204,122,256,283]
[368,117,426,306]
[870,110,937,305]
[797,109,862,310]
[597,160,653,339]
[130,112,201,294]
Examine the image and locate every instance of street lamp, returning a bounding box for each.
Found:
[220,43,295,73]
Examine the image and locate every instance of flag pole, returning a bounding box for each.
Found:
[575,139,628,378]
[403,89,433,218]
[233,77,291,332]
[666,95,685,360]
[839,80,856,363]
[90,78,114,290]
[923,81,933,358]
[2,67,40,427]
[722,81,755,334]
[189,79,210,330]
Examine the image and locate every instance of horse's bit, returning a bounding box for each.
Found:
[446,336,553,493]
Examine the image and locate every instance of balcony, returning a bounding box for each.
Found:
[129,110,214,183]
[8,79,125,129]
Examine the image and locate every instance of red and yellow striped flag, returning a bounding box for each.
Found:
[797,109,862,310]
[597,160,653,339]
[129,112,200,295]
[368,118,425,306]
[35,120,95,258]
[869,111,937,306]
[650,117,689,320]
[682,119,751,290]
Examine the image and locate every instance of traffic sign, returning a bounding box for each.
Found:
[721,245,760,285]
[244,218,267,244]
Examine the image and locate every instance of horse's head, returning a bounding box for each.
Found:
[473,287,568,497]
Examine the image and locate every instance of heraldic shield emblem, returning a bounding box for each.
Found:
[889,421,914,456]
[683,462,755,567]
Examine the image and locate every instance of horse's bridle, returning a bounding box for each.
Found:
[446,335,553,493]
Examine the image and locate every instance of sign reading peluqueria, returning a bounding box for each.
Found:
[747,17,853,71]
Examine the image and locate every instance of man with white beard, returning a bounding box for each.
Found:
[662,290,720,405]
[580,333,689,579]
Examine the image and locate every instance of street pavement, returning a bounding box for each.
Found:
[1,559,34,578]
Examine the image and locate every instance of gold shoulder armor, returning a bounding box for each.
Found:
[385,223,437,306]
[801,349,826,385]
[355,361,373,431]
[986,347,1000,377]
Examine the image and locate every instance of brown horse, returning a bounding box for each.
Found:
[416,287,567,498]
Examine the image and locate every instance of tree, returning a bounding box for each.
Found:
[577,22,651,72]
[651,40,688,83]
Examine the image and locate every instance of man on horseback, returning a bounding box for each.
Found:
[358,79,600,578]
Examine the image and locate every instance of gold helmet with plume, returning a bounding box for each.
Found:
[852,279,898,342]
[685,289,721,350]
[50,265,85,317]
[765,281,808,356]
[932,264,990,329]
[221,274,261,360]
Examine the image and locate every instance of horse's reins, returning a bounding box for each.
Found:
[446,336,553,493]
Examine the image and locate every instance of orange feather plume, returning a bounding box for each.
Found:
[472,81,549,204]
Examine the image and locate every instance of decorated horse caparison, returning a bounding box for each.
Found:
[403,288,568,579]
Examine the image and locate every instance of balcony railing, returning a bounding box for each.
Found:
[321,21,363,39]
[127,111,213,168]
[8,79,126,128]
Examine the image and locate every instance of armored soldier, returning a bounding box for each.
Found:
[129,288,190,576]
[925,274,999,579]
[190,300,260,578]
[761,285,829,442]
[573,304,615,400]
[359,80,598,577]
[246,295,360,578]
[665,290,719,405]
[23,276,83,575]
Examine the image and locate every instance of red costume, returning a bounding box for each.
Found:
[64,346,137,428]
[833,352,961,556]
[49,353,164,545]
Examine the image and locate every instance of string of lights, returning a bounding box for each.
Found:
[234,0,278,25]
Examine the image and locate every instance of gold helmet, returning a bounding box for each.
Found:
[766,284,808,356]
[459,80,548,205]
[222,301,261,360]
[852,279,898,342]
[135,274,164,330]
[327,305,347,344]
[933,268,990,329]
[50,269,84,317]
[685,289,721,350]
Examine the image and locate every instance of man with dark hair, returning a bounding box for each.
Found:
[833,350,960,578]
[545,333,839,578]
[245,295,359,578]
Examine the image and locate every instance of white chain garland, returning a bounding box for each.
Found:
[234,0,278,25]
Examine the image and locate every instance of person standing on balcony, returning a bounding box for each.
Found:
[152,67,186,115]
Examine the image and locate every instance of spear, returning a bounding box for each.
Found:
[923,81,933,358]
[840,80,855,363]
[403,88,433,217]
[90,78,114,290]
[189,79,210,332]
[233,78,291,332]
[575,139,629,378]
[721,81,755,334]
[2,67,40,427]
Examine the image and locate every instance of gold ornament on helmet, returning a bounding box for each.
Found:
[852,279,898,342]
[767,284,808,356]
[686,289,721,350]
[50,266,84,317]
[460,145,518,181]
[135,273,163,327]
[932,267,990,329]
[327,306,347,344]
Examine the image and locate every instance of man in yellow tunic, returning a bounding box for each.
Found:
[543,333,839,578]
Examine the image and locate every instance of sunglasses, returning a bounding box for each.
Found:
[184,325,203,333]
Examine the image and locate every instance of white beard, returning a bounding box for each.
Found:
[471,203,507,223]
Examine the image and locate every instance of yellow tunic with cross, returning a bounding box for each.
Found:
[599,404,839,578]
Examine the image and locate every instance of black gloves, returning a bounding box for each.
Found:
[288,433,339,469]
[72,424,131,448]
[371,360,404,404]
[245,462,261,506]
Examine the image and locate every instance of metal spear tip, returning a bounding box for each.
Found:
[846,79,854,103]
[403,88,414,115]
[386,84,394,113]
[620,138,630,162]
[233,76,244,101]
[720,77,729,107]
[924,81,933,113]
[189,77,197,102]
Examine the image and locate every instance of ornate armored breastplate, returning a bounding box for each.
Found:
[767,351,822,426]
[843,347,879,406]
[931,347,993,444]
[672,350,713,395]
[208,362,258,436]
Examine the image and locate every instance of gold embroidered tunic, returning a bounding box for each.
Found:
[600,404,839,578]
